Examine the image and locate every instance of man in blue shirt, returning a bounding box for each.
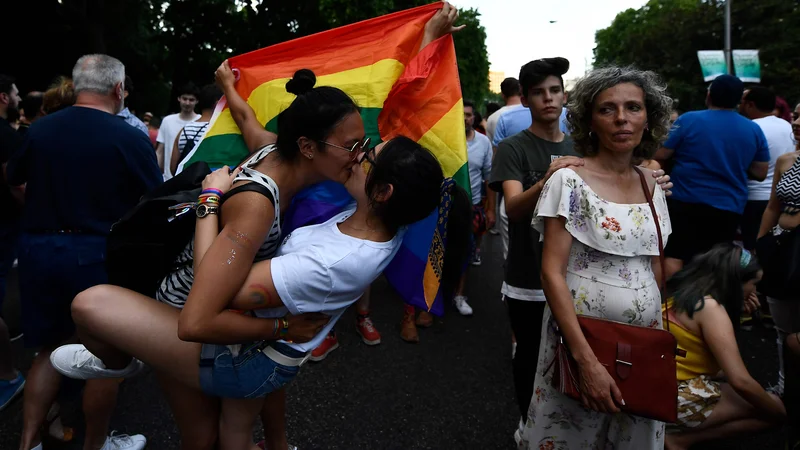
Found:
[656,74,768,275]
[492,103,569,149]
[117,75,149,136]
[7,54,161,450]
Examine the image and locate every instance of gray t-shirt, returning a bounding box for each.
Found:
[489,129,577,299]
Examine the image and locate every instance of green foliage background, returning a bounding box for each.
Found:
[3,0,490,117]
[594,0,800,111]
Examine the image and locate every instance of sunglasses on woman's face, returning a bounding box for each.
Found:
[319,137,371,158]
[360,145,377,167]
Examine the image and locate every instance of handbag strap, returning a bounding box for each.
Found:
[633,166,669,332]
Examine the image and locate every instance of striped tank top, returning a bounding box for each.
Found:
[156,145,282,308]
[777,154,800,215]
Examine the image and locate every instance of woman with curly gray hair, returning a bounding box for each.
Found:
[521,66,674,449]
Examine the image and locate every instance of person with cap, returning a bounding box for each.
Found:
[489,57,579,445]
[655,74,769,277]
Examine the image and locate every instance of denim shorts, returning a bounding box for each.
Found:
[198,341,304,399]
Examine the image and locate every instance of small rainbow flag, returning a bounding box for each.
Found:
[184,3,468,315]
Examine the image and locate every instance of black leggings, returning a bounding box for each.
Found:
[506,297,546,422]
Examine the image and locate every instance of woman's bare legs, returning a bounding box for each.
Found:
[220,397,267,450]
[156,372,220,450]
[71,285,203,389]
[260,390,289,450]
[665,383,781,450]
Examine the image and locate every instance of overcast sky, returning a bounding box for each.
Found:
[453,0,648,80]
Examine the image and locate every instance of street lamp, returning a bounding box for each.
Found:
[725,0,732,74]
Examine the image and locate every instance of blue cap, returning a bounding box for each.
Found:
[709,74,744,109]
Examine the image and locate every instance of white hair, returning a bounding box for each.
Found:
[72,54,125,95]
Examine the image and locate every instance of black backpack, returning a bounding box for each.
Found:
[106,161,274,297]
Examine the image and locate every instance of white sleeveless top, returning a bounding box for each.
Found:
[156,145,282,308]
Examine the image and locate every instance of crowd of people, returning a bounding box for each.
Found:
[0,3,799,450]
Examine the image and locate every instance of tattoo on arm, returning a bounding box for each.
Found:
[233,283,282,310]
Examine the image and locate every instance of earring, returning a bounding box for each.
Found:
[305,153,313,160]
[589,131,595,139]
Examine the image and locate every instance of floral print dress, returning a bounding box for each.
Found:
[524,168,672,450]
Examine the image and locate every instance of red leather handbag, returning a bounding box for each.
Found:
[547,166,682,423]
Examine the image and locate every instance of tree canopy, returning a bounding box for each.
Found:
[594,0,800,111]
[3,0,489,117]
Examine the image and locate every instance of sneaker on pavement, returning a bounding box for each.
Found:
[100,432,146,450]
[513,418,527,449]
[471,249,482,266]
[415,310,433,328]
[50,344,145,380]
[453,295,473,316]
[356,314,381,345]
[310,333,339,362]
[0,371,25,412]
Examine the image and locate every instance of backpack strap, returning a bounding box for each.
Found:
[220,182,275,207]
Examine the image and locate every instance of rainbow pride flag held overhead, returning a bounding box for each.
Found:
[184,3,468,315]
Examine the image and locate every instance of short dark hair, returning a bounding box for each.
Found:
[500,77,520,97]
[463,99,475,110]
[124,75,134,95]
[486,102,501,117]
[0,74,15,96]
[519,58,569,97]
[21,92,44,118]
[177,82,199,99]
[197,84,222,111]
[366,136,472,296]
[708,74,744,109]
[668,243,761,334]
[743,86,776,113]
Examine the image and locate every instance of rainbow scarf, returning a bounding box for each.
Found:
[183,3,468,315]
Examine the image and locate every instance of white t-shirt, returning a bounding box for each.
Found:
[748,115,795,201]
[157,113,201,180]
[256,206,405,352]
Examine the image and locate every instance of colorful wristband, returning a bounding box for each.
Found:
[279,317,289,339]
[272,319,280,338]
[201,188,224,196]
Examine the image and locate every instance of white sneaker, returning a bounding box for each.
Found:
[50,345,146,380]
[101,432,146,450]
[453,295,473,316]
[513,418,527,449]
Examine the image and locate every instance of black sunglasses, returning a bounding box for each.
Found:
[360,145,377,167]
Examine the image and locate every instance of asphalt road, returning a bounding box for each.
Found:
[0,234,788,449]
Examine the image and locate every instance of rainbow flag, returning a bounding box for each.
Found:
[184,3,468,315]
